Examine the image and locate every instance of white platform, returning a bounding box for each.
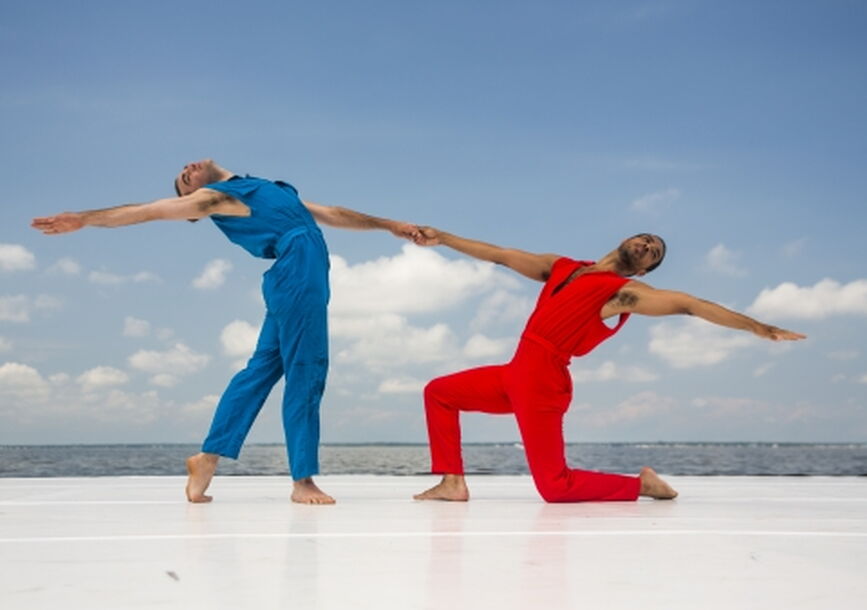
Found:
[1,475,865,609]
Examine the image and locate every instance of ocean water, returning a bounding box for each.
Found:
[1,443,865,477]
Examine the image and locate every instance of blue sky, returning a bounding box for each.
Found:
[2,0,866,445]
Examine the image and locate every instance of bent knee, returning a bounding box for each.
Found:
[533,473,571,503]
[423,377,450,402]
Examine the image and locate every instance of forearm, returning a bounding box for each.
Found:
[79,202,162,228]
[688,298,764,334]
[438,232,509,264]
[321,206,399,231]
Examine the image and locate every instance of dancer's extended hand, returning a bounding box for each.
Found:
[389,221,422,241]
[755,324,806,341]
[413,226,442,246]
[31,213,85,235]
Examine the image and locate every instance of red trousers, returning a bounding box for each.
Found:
[424,338,640,502]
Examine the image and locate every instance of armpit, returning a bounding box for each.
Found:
[609,290,638,308]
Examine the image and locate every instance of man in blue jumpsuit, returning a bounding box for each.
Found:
[32,159,419,504]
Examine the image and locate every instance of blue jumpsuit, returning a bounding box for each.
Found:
[200,175,330,480]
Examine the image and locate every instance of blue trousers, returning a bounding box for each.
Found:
[202,228,330,480]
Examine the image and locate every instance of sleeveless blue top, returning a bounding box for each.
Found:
[205,175,321,259]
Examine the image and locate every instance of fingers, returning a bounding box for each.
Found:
[770,329,807,341]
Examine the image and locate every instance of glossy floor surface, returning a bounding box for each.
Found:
[1,475,865,609]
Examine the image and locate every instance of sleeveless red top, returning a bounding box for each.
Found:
[522,258,631,359]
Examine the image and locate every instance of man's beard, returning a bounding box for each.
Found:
[618,243,638,272]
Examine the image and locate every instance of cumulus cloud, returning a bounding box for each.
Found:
[128,343,209,387]
[0,362,51,403]
[331,313,457,368]
[123,316,151,337]
[649,317,755,368]
[571,390,676,427]
[181,394,220,416]
[329,245,515,315]
[0,294,62,323]
[0,336,11,352]
[470,289,533,331]
[89,270,161,285]
[47,257,82,275]
[462,333,514,360]
[570,361,658,383]
[0,296,30,322]
[76,366,130,392]
[748,278,867,320]
[704,243,747,277]
[0,244,36,272]
[378,377,426,394]
[219,320,260,369]
[193,259,233,290]
[630,188,680,213]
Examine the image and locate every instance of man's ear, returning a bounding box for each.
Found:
[635,269,647,277]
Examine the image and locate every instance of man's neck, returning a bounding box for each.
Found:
[214,167,234,183]
[596,250,632,277]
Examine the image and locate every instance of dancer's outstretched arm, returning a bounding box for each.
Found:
[31,189,242,234]
[612,280,806,341]
[302,201,420,240]
[415,226,560,282]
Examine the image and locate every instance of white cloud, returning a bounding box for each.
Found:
[128,343,210,378]
[329,245,515,315]
[462,333,514,360]
[0,244,36,272]
[690,396,817,423]
[470,289,533,331]
[378,377,426,394]
[630,188,680,213]
[149,374,180,388]
[331,313,457,368]
[76,366,129,392]
[748,278,867,320]
[649,317,755,368]
[220,320,260,357]
[47,257,81,275]
[827,350,859,360]
[570,361,658,383]
[180,394,220,416]
[193,259,233,290]
[89,270,161,285]
[571,391,675,426]
[704,243,747,277]
[0,295,62,322]
[123,316,151,337]
[858,374,867,385]
[0,337,11,352]
[0,362,50,403]
[0,296,30,322]
[781,238,808,259]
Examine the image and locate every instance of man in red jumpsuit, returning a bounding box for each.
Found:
[412,228,806,503]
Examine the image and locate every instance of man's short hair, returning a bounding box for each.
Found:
[173,178,182,197]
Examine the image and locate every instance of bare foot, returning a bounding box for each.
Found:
[291,477,336,505]
[639,466,678,499]
[185,453,219,503]
[413,474,469,501]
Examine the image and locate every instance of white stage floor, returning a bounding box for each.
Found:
[1,475,865,609]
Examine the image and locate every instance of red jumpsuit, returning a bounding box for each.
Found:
[424,257,641,502]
